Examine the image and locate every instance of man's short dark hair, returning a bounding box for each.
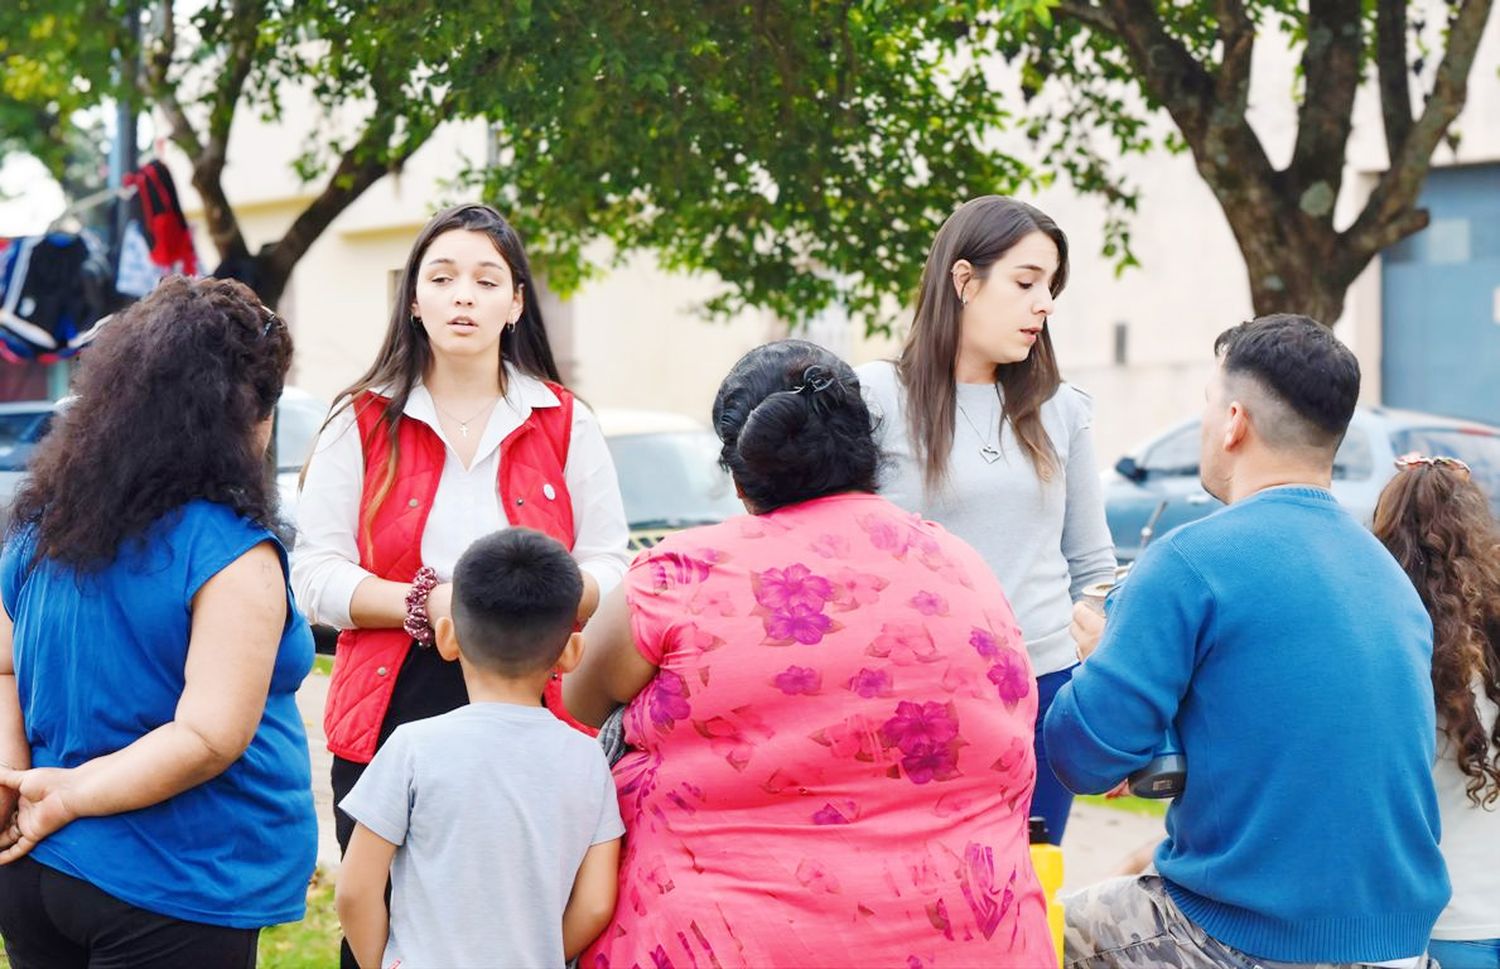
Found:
[1213,314,1361,450]
[450,528,582,676]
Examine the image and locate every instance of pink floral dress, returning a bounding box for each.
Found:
[583,493,1053,968]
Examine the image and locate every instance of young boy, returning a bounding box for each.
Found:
[335,529,624,969]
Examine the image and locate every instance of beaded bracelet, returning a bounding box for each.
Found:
[403,566,440,646]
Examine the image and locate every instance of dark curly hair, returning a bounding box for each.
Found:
[9,276,292,568]
[1373,463,1500,807]
[712,340,879,513]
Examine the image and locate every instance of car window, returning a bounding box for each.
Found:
[1140,425,1200,478]
[0,410,54,472]
[605,430,743,527]
[1331,427,1373,480]
[1388,428,1500,507]
[276,396,329,472]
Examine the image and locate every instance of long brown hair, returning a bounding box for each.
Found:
[1373,463,1500,806]
[897,196,1069,492]
[11,276,291,567]
[320,204,562,548]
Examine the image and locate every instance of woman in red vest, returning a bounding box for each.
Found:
[291,204,630,949]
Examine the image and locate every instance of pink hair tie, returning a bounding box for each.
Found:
[403,566,440,646]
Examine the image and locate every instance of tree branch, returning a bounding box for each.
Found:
[1053,1,1120,35]
[1211,0,1255,112]
[1288,0,1363,212]
[1092,0,1222,148]
[1375,0,1413,164]
[1345,0,1494,257]
[141,0,249,267]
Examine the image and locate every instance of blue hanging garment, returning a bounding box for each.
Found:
[0,232,115,362]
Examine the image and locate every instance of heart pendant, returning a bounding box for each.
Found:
[979,444,1001,464]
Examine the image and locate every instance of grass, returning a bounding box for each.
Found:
[313,654,334,676]
[1077,793,1170,818]
[0,868,340,968]
[258,867,341,968]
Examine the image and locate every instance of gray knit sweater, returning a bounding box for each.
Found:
[857,360,1117,676]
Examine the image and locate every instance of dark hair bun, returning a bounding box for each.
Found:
[713,342,878,513]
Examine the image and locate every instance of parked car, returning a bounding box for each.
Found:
[596,408,744,549]
[0,387,330,540]
[1105,406,1500,562]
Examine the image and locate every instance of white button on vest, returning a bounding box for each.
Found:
[376,666,389,676]
[408,498,419,508]
[542,483,557,501]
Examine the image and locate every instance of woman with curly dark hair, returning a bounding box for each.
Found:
[0,277,317,967]
[1374,455,1500,967]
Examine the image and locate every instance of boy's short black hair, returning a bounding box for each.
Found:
[1213,314,1361,449]
[450,528,582,676]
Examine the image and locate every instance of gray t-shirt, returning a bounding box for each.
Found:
[858,360,1116,675]
[340,703,624,969]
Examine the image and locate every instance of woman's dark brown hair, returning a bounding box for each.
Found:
[897,196,1069,491]
[1373,464,1500,806]
[9,276,292,567]
[322,204,562,546]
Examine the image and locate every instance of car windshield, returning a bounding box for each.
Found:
[606,430,743,528]
[0,409,53,472]
[1388,427,1500,510]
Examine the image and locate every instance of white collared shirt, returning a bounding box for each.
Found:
[290,366,631,629]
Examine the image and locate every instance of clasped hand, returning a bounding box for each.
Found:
[0,766,78,864]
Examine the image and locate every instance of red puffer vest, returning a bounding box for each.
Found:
[323,385,593,763]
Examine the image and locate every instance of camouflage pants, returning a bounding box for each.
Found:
[1064,875,1438,969]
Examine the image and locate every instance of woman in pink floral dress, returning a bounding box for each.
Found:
[566,341,1054,967]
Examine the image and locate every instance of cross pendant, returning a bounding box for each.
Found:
[459,423,469,438]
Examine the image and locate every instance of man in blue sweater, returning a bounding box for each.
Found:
[1045,315,1448,968]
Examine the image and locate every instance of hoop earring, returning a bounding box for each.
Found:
[505,317,517,332]
[410,315,422,327]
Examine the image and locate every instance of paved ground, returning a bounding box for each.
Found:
[294,669,1165,893]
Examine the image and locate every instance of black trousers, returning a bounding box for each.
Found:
[0,856,258,969]
[332,642,468,969]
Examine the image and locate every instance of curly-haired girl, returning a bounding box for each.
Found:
[1374,455,1500,966]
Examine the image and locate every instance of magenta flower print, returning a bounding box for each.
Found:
[812,802,854,825]
[832,568,888,608]
[969,627,1001,660]
[868,622,939,665]
[858,512,913,558]
[879,701,960,756]
[901,745,961,785]
[847,667,894,699]
[810,533,851,559]
[795,858,842,894]
[774,665,822,696]
[646,669,691,730]
[753,563,834,612]
[986,649,1031,711]
[812,714,881,761]
[765,605,834,645]
[910,591,948,616]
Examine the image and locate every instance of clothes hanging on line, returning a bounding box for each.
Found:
[0,233,116,363]
[123,161,197,276]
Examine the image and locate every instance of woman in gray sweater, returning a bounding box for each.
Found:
[857,195,1115,844]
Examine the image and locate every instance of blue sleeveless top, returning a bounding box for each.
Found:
[1,500,317,928]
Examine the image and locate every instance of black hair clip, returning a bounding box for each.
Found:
[793,365,836,396]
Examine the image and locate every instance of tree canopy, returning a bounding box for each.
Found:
[2,0,1493,327]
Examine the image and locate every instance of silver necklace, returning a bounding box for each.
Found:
[432,396,500,439]
[955,386,1003,464]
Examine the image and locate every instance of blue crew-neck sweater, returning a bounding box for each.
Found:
[1044,486,1449,963]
